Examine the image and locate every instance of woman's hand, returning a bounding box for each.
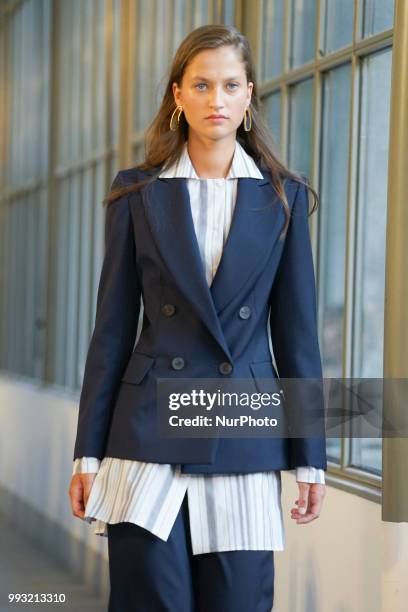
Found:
[290,482,326,524]
[69,473,97,520]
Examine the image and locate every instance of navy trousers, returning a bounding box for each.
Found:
[107,491,275,611]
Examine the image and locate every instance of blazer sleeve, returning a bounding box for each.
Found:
[269,179,327,470]
[73,172,142,461]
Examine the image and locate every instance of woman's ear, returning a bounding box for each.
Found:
[247,81,253,105]
[172,82,180,106]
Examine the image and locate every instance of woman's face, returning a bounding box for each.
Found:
[173,45,253,142]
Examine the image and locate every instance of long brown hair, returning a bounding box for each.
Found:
[104,24,319,236]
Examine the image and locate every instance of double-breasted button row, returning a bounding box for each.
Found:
[171,358,233,375]
[164,303,250,320]
[239,305,251,319]
[161,303,176,317]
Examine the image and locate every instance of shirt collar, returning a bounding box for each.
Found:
[158,140,263,180]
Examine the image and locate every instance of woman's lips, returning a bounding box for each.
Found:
[206,116,227,122]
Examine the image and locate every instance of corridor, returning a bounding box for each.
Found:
[0,510,107,612]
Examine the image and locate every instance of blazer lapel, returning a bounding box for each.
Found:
[209,175,286,314]
[141,170,286,360]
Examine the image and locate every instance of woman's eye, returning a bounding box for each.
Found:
[195,83,239,91]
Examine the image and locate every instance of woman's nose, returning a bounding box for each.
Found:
[209,88,225,107]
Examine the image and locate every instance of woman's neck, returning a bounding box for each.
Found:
[186,138,236,178]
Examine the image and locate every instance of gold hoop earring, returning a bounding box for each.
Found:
[170,105,183,131]
[243,107,252,132]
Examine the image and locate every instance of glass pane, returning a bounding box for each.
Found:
[1,0,50,379]
[326,439,341,465]
[94,0,107,152]
[349,440,382,474]
[350,48,392,475]
[261,0,285,80]
[82,1,94,157]
[321,0,354,54]
[290,0,317,68]
[109,0,122,146]
[134,0,156,132]
[190,0,210,27]
[362,0,394,37]
[319,64,352,465]
[287,78,313,177]
[319,64,351,377]
[262,91,281,147]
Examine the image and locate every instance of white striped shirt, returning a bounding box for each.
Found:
[73,139,325,555]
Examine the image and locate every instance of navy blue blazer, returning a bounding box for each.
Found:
[73,166,327,474]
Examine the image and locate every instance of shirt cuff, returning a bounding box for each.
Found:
[72,457,101,475]
[295,466,325,484]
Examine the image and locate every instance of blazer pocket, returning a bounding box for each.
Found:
[249,361,280,395]
[121,352,155,385]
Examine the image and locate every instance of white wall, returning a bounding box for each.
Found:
[1,374,403,611]
[0,374,110,600]
[277,471,381,611]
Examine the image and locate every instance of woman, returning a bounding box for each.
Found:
[69,24,327,611]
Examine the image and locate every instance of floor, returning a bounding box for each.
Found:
[0,511,107,612]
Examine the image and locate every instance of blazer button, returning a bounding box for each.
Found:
[162,303,176,317]
[171,357,185,370]
[219,361,233,375]
[239,306,251,319]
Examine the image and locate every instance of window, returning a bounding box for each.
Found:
[258,0,395,499]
